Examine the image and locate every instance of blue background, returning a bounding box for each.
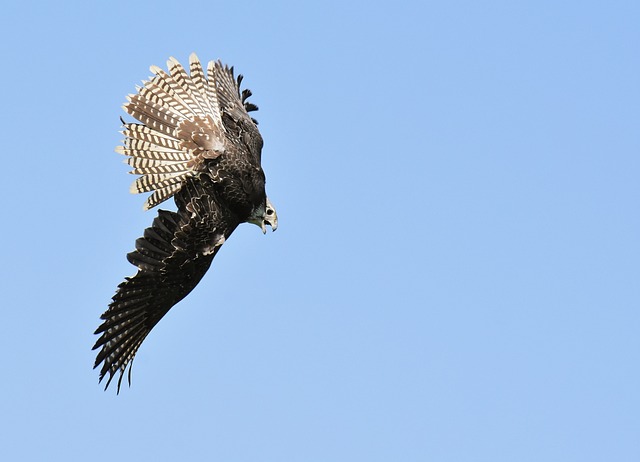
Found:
[1,1,639,460]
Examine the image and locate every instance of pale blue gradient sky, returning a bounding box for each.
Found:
[1,1,639,461]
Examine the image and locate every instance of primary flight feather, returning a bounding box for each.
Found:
[93,54,277,392]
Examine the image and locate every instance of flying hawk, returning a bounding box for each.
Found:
[93,53,277,392]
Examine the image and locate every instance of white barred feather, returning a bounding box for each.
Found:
[206,61,224,127]
[124,97,181,137]
[122,124,182,149]
[132,172,188,194]
[122,138,183,153]
[167,57,208,118]
[125,157,188,168]
[145,183,183,210]
[117,54,231,210]
[129,162,190,176]
[116,147,190,162]
[189,53,215,118]
[148,66,201,118]
[140,78,194,120]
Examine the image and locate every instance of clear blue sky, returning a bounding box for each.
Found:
[1,1,638,460]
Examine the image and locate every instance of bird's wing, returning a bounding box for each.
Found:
[208,60,263,165]
[119,53,232,210]
[93,176,239,392]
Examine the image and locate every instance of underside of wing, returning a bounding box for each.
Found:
[209,60,258,124]
[119,54,234,210]
[93,175,240,392]
[208,60,264,164]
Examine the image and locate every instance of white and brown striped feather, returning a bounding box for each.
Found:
[117,53,250,210]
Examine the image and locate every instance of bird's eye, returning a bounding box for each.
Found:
[266,209,274,216]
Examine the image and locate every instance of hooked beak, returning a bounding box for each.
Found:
[262,198,278,233]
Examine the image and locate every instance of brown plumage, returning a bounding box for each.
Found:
[93,54,278,392]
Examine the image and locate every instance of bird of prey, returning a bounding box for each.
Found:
[93,53,277,392]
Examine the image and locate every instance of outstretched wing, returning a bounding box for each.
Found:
[93,176,239,392]
[118,54,262,210]
[209,60,264,165]
[118,53,231,210]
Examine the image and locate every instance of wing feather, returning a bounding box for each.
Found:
[123,124,183,150]
[118,55,232,209]
[208,60,263,164]
[125,157,187,168]
[190,53,220,125]
[93,176,240,392]
[129,162,190,175]
[144,184,183,210]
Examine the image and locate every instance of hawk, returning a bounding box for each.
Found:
[93,54,277,392]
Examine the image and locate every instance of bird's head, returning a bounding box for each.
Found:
[249,197,278,234]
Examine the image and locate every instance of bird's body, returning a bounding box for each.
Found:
[93,54,277,392]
